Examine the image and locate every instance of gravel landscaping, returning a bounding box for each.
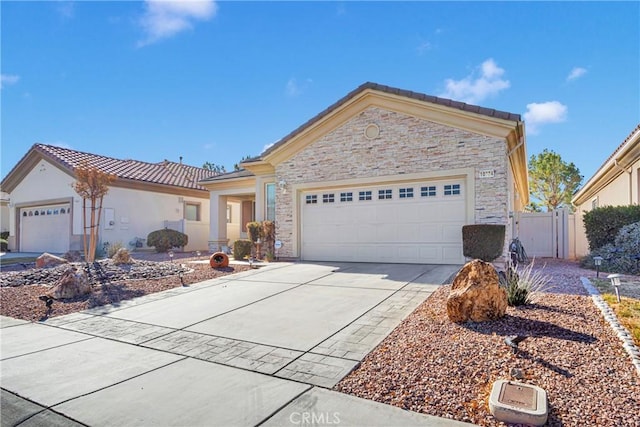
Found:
[0,253,251,322]
[336,259,640,426]
[2,255,639,426]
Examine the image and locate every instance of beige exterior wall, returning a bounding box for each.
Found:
[226,201,242,244]
[273,106,515,259]
[7,158,210,253]
[573,157,640,258]
[1,192,9,235]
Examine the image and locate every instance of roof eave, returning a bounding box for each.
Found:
[572,126,640,205]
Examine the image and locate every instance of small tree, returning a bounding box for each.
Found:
[528,149,582,211]
[202,162,226,174]
[73,164,116,262]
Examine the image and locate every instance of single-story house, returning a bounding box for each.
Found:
[0,144,223,254]
[572,124,640,257]
[1,192,9,235]
[201,82,529,264]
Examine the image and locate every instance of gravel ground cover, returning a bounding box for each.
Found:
[336,259,640,426]
[0,253,251,322]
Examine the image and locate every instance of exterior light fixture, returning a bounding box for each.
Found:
[607,274,622,303]
[593,256,603,278]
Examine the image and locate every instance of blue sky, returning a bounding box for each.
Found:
[2,1,639,184]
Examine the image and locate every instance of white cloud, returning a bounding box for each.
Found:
[567,67,587,81]
[285,78,312,97]
[439,58,510,104]
[44,141,73,149]
[416,40,431,55]
[137,0,217,47]
[262,142,276,152]
[523,101,568,134]
[1,74,20,89]
[56,1,75,20]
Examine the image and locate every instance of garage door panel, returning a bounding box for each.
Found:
[443,245,464,263]
[301,179,467,264]
[20,204,71,253]
[443,225,463,242]
[396,224,419,242]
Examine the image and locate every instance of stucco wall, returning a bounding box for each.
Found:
[274,106,512,259]
[573,158,640,257]
[8,159,210,253]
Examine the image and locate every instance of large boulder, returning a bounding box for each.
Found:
[447,259,507,323]
[35,252,68,269]
[48,266,92,299]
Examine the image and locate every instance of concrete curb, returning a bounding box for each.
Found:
[580,277,640,377]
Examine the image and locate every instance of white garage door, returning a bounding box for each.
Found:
[20,204,71,253]
[301,179,466,264]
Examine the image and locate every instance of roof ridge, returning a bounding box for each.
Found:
[259,81,521,159]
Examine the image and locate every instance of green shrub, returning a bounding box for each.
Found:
[146,229,188,253]
[0,231,8,251]
[500,260,551,306]
[583,205,640,250]
[233,239,253,260]
[462,224,505,262]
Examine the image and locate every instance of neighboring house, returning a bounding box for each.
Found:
[572,124,640,257]
[1,192,9,235]
[0,144,220,254]
[201,82,529,264]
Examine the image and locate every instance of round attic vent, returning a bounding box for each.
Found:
[364,124,380,140]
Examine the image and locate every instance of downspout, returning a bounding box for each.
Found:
[613,159,632,204]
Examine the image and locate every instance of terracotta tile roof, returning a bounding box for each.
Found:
[260,81,522,158]
[30,144,216,191]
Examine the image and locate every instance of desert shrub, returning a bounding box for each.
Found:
[0,231,8,251]
[582,222,640,274]
[462,224,505,262]
[233,239,253,260]
[500,259,551,306]
[111,247,132,265]
[262,221,276,261]
[146,229,188,253]
[246,222,263,243]
[106,241,124,258]
[583,205,640,250]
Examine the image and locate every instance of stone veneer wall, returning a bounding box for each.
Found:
[274,106,510,259]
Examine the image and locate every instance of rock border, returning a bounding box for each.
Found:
[580,277,640,376]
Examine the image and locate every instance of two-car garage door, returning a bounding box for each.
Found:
[20,203,71,253]
[301,179,467,264]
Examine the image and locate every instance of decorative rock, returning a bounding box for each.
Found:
[447,259,507,323]
[35,252,68,269]
[47,266,92,299]
[112,248,133,265]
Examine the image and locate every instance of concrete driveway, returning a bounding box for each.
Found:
[1,262,470,427]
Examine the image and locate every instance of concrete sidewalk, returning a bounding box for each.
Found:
[1,262,471,427]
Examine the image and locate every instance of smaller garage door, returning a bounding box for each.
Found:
[20,203,71,253]
[301,179,467,264]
